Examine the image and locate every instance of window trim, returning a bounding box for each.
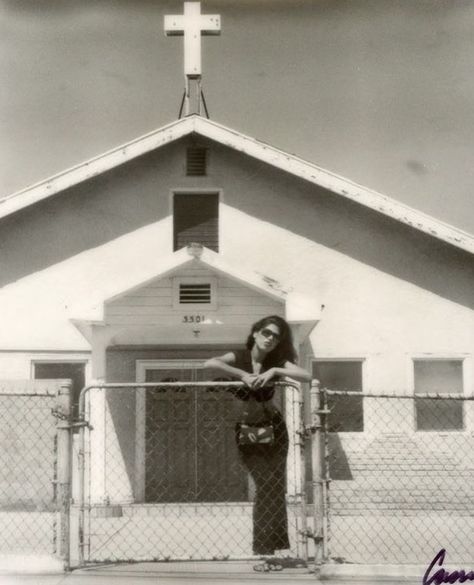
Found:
[172,276,217,310]
[170,189,222,253]
[31,357,90,419]
[409,354,470,434]
[310,357,366,434]
[30,355,90,382]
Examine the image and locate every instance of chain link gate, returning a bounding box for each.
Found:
[76,380,310,566]
[311,386,474,566]
[0,379,72,568]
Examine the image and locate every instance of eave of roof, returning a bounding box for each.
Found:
[1,115,473,255]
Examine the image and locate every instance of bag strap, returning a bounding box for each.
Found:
[239,395,274,425]
[260,397,275,423]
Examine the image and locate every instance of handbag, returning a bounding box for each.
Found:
[237,421,275,445]
[236,399,275,446]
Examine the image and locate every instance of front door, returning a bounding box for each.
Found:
[139,360,247,503]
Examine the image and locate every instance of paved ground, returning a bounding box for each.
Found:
[0,561,424,585]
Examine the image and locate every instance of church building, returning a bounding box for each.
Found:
[1,1,473,567]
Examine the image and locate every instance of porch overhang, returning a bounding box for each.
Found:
[70,246,321,347]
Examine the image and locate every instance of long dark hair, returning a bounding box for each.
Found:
[246,315,297,367]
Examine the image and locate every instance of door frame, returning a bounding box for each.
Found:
[135,359,205,502]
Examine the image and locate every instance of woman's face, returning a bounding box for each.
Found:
[253,323,281,353]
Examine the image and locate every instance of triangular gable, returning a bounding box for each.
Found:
[71,245,320,344]
[2,115,473,254]
[76,245,287,323]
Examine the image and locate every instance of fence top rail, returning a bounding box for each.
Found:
[322,388,474,400]
[78,379,301,416]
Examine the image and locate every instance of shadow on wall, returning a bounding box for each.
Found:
[328,434,353,481]
[0,136,472,310]
[0,141,181,288]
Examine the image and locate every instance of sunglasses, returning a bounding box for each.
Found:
[260,328,281,341]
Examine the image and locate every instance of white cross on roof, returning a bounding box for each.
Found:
[164,2,221,78]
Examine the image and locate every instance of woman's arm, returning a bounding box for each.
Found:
[204,353,257,387]
[253,360,312,388]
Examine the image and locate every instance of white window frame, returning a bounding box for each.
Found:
[170,189,223,254]
[310,357,367,434]
[409,354,472,434]
[30,355,91,393]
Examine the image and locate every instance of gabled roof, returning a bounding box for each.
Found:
[2,115,473,254]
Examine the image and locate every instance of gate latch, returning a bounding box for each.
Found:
[51,407,69,421]
[51,408,93,430]
[299,529,323,543]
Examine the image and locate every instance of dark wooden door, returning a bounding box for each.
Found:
[194,368,247,502]
[144,364,247,503]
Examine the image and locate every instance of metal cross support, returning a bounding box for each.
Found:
[164,2,221,116]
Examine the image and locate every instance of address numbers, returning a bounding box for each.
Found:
[183,315,206,323]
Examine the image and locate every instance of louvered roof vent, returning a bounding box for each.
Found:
[186,147,207,176]
[179,283,212,304]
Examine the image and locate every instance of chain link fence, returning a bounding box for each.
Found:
[76,381,308,566]
[0,380,71,563]
[5,378,473,571]
[313,387,474,565]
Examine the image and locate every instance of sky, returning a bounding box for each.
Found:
[1,0,473,234]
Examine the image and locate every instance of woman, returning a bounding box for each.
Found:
[204,315,311,570]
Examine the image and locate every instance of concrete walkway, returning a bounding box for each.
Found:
[0,561,424,585]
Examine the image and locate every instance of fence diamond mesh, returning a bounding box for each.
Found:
[318,389,474,565]
[0,381,67,558]
[5,378,472,571]
[78,381,308,565]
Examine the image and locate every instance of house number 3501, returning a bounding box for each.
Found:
[183,315,205,323]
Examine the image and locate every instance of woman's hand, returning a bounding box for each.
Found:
[241,373,259,388]
[252,368,277,389]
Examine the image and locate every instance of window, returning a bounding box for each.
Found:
[312,361,363,432]
[34,362,86,420]
[414,360,464,431]
[173,193,219,252]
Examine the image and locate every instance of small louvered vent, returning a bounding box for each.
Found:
[186,147,207,176]
[179,283,212,304]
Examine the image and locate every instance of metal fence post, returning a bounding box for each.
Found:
[310,379,325,569]
[321,387,330,561]
[56,381,72,570]
[295,384,309,563]
[77,384,91,568]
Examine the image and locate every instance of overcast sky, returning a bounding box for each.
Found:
[1,0,473,233]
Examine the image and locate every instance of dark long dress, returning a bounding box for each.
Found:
[232,349,290,555]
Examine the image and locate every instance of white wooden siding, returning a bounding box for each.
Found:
[104,268,283,326]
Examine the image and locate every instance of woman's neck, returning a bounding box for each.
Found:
[251,344,268,363]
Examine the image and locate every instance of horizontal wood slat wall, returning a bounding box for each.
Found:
[105,269,282,326]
